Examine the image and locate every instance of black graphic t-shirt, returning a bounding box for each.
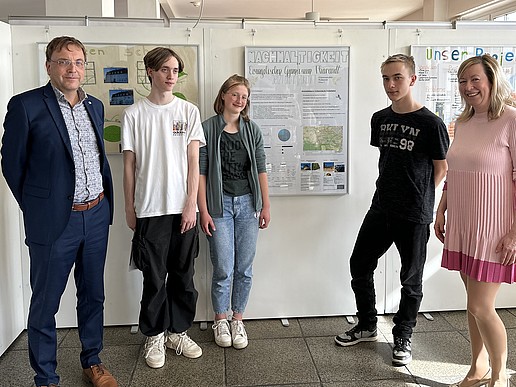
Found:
[370,106,449,224]
[220,130,252,196]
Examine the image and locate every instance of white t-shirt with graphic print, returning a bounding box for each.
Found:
[121,97,206,218]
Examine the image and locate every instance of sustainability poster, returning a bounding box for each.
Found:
[245,46,349,196]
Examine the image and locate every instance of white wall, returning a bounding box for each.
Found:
[8,24,211,327]
[5,21,516,335]
[0,21,25,356]
[7,23,388,325]
[203,27,389,318]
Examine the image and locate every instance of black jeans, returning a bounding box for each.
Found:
[132,214,199,336]
[350,208,430,339]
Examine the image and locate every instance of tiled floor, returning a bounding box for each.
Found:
[2,310,516,386]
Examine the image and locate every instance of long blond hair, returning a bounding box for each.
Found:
[457,54,516,122]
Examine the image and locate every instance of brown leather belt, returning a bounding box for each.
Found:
[72,192,104,211]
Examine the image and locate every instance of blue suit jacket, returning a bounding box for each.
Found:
[1,82,114,245]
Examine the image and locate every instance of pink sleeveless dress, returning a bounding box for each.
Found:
[441,106,516,283]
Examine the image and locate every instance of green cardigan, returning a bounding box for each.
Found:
[200,114,266,218]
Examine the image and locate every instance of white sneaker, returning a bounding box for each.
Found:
[143,333,166,368]
[166,331,202,358]
[212,319,232,348]
[230,320,248,349]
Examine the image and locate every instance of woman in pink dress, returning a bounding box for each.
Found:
[435,54,516,387]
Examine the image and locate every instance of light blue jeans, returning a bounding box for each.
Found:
[208,193,260,314]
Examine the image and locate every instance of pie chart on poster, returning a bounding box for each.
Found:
[278,129,291,142]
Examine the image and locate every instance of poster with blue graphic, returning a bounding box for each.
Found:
[245,46,349,196]
[411,45,516,139]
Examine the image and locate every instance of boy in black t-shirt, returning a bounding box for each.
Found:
[334,54,449,366]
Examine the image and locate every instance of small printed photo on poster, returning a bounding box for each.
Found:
[109,89,134,105]
[323,161,334,176]
[301,162,321,171]
[323,162,335,171]
[334,163,345,173]
[104,67,129,83]
[277,128,291,142]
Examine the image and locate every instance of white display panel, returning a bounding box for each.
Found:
[5,23,516,334]
[0,21,25,357]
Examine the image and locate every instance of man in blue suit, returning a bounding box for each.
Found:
[1,36,117,387]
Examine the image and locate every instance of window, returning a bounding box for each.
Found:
[494,11,516,21]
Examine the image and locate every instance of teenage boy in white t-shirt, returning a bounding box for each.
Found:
[122,47,206,369]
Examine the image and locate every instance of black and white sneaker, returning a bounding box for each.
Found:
[335,325,377,347]
[392,336,412,366]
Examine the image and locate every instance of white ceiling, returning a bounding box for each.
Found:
[160,0,425,22]
[1,0,513,23]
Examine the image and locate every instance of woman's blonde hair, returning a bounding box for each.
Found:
[457,54,516,122]
[213,74,251,121]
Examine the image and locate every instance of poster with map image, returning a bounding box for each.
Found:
[245,46,349,195]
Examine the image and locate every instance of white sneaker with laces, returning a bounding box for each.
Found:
[230,320,248,349]
[166,331,202,358]
[143,332,166,368]
[212,319,232,347]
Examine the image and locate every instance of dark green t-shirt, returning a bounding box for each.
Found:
[220,130,251,196]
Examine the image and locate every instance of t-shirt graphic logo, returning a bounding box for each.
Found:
[378,123,419,151]
[172,120,188,136]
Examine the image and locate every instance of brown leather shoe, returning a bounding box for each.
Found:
[82,364,118,387]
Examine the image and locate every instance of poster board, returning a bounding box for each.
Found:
[411,45,516,138]
[245,46,349,196]
[38,43,200,153]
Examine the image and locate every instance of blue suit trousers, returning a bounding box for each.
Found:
[27,199,110,387]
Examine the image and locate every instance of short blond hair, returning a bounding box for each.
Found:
[381,54,416,75]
